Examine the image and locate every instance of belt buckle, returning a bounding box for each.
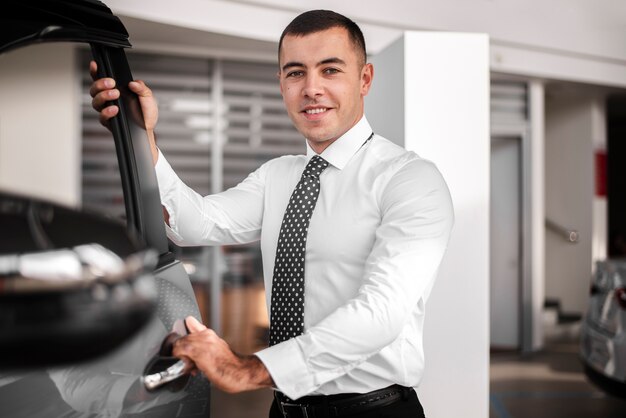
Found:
[281,401,311,418]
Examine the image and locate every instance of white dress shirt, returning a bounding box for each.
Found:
[155,116,454,400]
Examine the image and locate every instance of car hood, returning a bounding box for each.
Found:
[0,0,131,54]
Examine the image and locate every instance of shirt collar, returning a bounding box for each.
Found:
[305,116,373,170]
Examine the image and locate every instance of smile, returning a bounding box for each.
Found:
[304,108,328,114]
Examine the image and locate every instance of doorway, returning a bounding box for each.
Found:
[607,95,626,258]
[490,78,534,354]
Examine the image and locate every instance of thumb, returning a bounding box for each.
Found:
[128,80,152,98]
[184,316,207,333]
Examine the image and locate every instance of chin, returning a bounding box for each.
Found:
[304,128,334,142]
[307,136,332,145]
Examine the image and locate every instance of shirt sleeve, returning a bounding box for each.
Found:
[154,148,266,246]
[255,158,454,399]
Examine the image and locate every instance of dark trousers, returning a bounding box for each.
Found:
[269,389,425,418]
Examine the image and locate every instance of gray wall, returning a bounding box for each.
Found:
[545,89,596,313]
[0,43,80,206]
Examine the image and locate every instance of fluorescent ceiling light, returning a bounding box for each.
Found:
[193,132,211,144]
[185,115,212,129]
[171,98,212,113]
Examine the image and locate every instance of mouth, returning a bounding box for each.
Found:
[304,107,328,115]
[301,106,331,120]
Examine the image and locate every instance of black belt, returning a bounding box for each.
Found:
[274,384,414,418]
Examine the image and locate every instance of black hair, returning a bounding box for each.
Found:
[278,10,367,66]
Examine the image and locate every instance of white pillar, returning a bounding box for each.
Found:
[529,80,546,351]
[210,60,225,334]
[367,31,490,418]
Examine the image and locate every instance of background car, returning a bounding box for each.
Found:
[0,0,211,416]
[581,259,626,398]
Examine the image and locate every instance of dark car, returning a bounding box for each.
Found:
[581,259,626,398]
[0,0,210,416]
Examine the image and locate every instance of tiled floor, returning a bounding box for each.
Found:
[203,285,626,417]
[490,341,626,418]
[210,341,626,418]
[211,387,274,418]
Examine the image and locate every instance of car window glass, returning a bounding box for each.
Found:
[0,43,127,222]
[78,48,128,219]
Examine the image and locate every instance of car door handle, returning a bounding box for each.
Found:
[143,359,188,391]
[143,327,191,391]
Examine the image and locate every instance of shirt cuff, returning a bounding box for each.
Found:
[255,338,316,400]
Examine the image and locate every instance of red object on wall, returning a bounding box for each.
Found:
[595,150,607,197]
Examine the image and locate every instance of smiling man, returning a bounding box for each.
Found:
[278,24,371,153]
[91,9,453,418]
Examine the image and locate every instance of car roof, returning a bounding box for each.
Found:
[0,0,131,54]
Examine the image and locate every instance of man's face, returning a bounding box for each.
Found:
[279,27,373,153]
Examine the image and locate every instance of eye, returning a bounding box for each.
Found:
[286,70,304,78]
[323,67,340,75]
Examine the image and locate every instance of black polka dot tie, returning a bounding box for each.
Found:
[269,155,329,346]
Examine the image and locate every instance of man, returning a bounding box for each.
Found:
[91,10,453,417]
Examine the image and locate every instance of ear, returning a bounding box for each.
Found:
[360,63,374,97]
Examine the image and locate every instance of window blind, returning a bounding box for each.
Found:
[81,51,303,219]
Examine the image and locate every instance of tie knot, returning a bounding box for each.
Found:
[302,155,329,179]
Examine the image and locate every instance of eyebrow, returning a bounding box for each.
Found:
[281,57,347,72]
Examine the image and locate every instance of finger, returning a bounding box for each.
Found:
[91,89,120,112]
[89,77,116,98]
[89,60,96,81]
[172,336,195,359]
[98,105,119,126]
[184,316,207,333]
[128,80,153,98]
[173,331,214,358]
[89,60,98,81]
[179,356,197,373]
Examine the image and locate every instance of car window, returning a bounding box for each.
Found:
[0,42,127,222]
[79,51,127,220]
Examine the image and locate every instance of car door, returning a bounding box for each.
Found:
[0,0,211,416]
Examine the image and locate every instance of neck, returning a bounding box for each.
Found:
[307,113,364,155]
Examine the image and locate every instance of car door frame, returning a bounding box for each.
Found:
[89,43,176,268]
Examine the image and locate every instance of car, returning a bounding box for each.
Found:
[0,0,211,416]
[580,259,626,398]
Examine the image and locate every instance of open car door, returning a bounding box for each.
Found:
[0,1,211,416]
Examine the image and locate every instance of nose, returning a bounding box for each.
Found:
[302,73,324,99]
